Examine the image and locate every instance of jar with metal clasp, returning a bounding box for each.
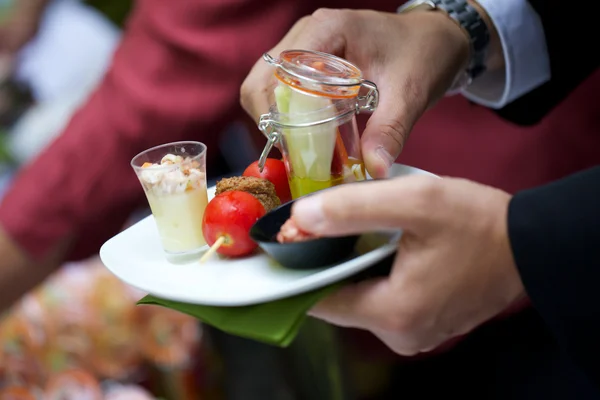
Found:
[257,50,379,199]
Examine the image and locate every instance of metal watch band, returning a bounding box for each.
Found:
[433,0,490,79]
[398,0,490,81]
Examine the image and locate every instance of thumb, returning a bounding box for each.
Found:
[291,175,438,236]
[240,15,347,124]
[360,76,427,179]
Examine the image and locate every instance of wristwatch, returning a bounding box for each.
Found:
[398,0,490,92]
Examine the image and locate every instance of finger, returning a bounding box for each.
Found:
[240,59,278,124]
[309,267,446,356]
[308,277,394,331]
[240,14,336,123]
[240,17,310,122]
[370,329,423,356]
[290,9,348,56]
[310,281,437,356]
[360,73,428,179]
[291,175,439,236]
[240,11,349,123]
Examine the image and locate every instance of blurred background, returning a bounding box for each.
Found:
[0,0,255,398]
[0,1,362,399]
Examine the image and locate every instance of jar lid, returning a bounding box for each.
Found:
[264,50,364,98]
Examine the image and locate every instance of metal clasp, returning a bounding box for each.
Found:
[257,116,280,172]
[356,80,379,113]
[263,53,280,67]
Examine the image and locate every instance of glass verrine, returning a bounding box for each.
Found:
[266,99,366,198]
[131,141,208,256]
[257,50,379,199]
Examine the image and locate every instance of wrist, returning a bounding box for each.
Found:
[414,10,471,94]
[428,8,472,84]
[397,0,492,93]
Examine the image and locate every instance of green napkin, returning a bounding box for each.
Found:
[137,234,394,347]
[137,283,342,347]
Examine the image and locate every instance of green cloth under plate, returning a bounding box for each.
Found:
[137,234,395,347]
[137,283,342,347]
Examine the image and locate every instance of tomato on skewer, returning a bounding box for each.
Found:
[202,191,266,257]
[243,159,292,203]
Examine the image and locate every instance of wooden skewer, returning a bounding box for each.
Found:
[199,236,225,263]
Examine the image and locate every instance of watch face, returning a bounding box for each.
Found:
[398,0,436,13]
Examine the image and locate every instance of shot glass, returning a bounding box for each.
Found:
[131,141,209,258]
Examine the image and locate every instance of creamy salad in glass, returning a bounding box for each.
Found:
[131,142,208,256]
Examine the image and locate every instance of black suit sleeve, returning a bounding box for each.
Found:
[493,1,599,125]
[508,166,600,385]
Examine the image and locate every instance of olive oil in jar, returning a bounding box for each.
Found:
[288,158,366,198]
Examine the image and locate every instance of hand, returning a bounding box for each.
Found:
[290,175,525,355]
[0,0,47,55]
[240,9,471,179]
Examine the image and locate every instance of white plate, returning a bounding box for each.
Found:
[100,164,437,306]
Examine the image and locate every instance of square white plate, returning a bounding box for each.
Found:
[99,164,436,306]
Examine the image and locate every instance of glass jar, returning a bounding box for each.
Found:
[257,50,379,199]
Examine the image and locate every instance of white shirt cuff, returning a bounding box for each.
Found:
[461,0,551,109]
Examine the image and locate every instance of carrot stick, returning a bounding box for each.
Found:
[330,130,349,175]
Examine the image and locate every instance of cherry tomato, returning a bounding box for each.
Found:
[202,191,266,257]
[243,159,292,203]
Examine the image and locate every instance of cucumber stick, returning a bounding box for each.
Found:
[275,84,337,181]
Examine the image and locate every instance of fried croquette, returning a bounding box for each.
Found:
[216,176,281,211]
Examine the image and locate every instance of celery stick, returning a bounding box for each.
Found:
[274,84,291,114]
[275,83,337,181]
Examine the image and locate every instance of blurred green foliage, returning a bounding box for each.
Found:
[84,0,133,27]
[0,0,134,27]
[0,130,15,165]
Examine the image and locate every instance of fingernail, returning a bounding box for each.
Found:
[376,146,395,168]
[293,195,325,230]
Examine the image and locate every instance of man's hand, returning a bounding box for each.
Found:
[290,175,525,355]
[0,0,48,55]
[240,9,470,178]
